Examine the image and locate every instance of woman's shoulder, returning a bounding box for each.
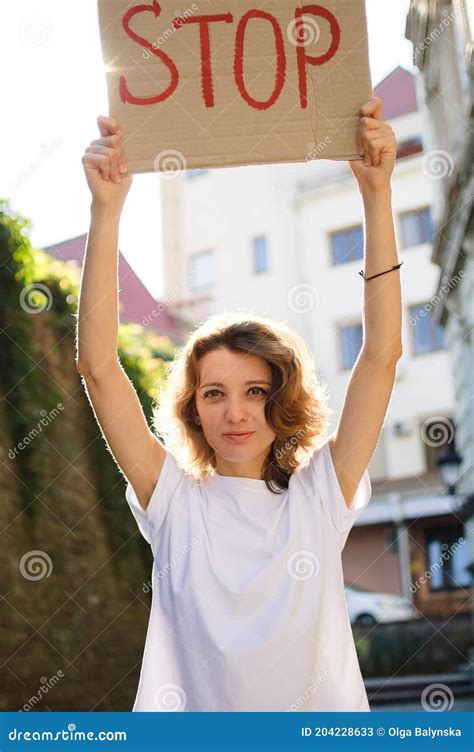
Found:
[293,438,329,477]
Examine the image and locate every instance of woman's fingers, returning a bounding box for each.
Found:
[90,135,121,149]
[97,114,121,138]
[359,126,394,166]
[357,120,392,155]
[90,134,128,173]
[359,116,384,132]
[359,96,383,121]
[85,145,122,182]
[366,136,396,166]
[357,98,383,163]
[82,152,111,181]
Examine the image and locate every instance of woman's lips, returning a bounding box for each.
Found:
[222,431,255,444]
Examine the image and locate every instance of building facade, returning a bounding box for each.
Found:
[160,66,471,617]
[406,0,474,626]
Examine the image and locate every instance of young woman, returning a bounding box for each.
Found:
[78,97,402,712]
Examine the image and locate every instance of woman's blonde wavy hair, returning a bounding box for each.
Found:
[153,311,332,494]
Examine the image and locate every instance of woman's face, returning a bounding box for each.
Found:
[195,347,277,477]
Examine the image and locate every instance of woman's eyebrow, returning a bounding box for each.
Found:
[199,380,272,388]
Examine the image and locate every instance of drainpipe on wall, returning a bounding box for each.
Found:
[390,492,413,603]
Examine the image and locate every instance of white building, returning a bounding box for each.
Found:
[160,67,471,617]
[406,0,474,648]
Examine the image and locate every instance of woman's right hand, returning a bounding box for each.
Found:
[82,115,133,209]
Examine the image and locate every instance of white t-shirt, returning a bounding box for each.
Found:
[125,436,372,712]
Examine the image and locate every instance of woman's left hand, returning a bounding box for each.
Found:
[348,96,397,192]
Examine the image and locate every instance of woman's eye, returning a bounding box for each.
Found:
[249,387,267,396]
[202,387,267,399]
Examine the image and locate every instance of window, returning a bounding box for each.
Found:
[186,169,208,179]
[190,250,215,290]
[253,236,268,274]
[425,523,470,590]
[409,303,446,354]
[400,207,433,248]
[331,225,364,265]
[339,323,363,370]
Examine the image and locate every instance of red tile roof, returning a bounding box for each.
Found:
[44,234,183,340]
[374,66,418,120]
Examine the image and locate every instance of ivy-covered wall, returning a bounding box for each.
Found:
[0,201,177,711]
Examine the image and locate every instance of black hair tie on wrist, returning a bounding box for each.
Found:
[358,261,404,281]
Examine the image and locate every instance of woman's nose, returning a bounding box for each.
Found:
[225,399,248,422]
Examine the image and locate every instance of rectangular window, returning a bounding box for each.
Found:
[339,323,363,370]
[253,236,268,274]
[190,250,215,290]
[425,524,470,590]
[400,207,433,248]
[331,225,364,265]
[409,303,445,354]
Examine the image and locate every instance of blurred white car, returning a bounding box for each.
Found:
[345,585,419,626]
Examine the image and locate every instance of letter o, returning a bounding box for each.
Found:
[234,10,286,110]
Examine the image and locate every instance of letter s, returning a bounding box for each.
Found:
[119,1,179,105]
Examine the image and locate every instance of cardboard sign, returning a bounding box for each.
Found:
[97,0,372,174]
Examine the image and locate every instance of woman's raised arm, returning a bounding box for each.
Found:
[76,116,166,511]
